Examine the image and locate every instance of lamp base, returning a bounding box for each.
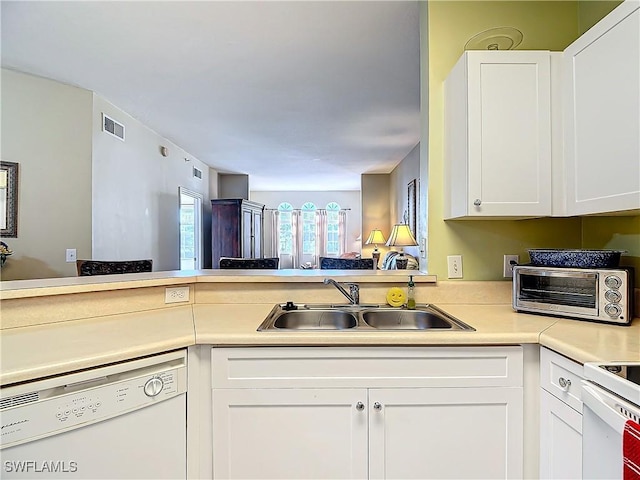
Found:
[395,256,408,269]
[372,250,380,269]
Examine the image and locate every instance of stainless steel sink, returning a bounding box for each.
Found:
[272,310,358,330]
[362,309,453,330]
[257,304,474,332]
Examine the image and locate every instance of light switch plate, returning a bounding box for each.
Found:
[65,249,77,263]
[447,255,463,279]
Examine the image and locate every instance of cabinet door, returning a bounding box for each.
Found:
[563,1,640,215]
[467,51,552,217]
[241,208,253,258]
[539,389,582,479]
[369,387,523,479]
[212,388,368,479]
[445,51,552,219]
[253,210,262,258]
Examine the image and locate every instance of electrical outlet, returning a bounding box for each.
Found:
[165,286,190,304]
[503,254,519,278]
[65,248,77,263]
[447,255,463,279]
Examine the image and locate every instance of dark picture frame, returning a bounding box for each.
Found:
[407,178,417,237]
[1,161,18,238]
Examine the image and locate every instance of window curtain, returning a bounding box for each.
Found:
[291,210,303,269]
[338,210,348,255]
[269,210,280,258]
[315,210,328,263]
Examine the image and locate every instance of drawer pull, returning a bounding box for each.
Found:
[355,402,365,411]
[373,402,382,411]
[558,377,572,390]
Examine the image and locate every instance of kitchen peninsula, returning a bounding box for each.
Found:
[1,270,638,479]
[1,270,638,384]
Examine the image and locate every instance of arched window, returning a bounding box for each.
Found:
[278,202,293,254]
[301,202,316,255]
[326,202,341,255]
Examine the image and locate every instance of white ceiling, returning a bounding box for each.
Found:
[1,1,421,191]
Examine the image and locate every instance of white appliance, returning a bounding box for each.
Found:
[0,350,187,479]
[582,362,640,479]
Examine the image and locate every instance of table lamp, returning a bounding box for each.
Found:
[365,229,387,269]
[386,224,418,269]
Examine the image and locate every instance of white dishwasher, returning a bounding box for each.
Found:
[0,349,187,479]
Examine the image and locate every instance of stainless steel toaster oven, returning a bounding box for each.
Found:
[513,265,634,325]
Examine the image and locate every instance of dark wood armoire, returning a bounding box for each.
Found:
[211,199,264,268]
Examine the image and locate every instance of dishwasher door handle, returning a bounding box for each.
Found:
[582,381,636,435]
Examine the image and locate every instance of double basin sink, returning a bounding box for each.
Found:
[257,303,475,332]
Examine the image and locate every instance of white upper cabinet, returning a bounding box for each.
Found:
[563,0,640,216]
[444,51,553,219]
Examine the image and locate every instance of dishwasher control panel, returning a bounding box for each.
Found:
[0,350,187,449]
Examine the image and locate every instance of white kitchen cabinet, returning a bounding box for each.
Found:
[539,347,584,479]
[562,0,640,216]
[444,51,554,219]
[212,388,368,479]
[369,387,523,479]
[211,347,524,479]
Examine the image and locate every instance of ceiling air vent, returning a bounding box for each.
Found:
[102,113,125,141]
[193,167,202,179]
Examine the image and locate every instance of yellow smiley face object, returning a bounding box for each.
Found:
[386,287,407,307]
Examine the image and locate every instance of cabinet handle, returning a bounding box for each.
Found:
[558,377,572,390]
[373,402,382,411]
[355,402,365,411]
[473,199,482,206]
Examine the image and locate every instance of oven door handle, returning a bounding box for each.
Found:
[582,381,631,435]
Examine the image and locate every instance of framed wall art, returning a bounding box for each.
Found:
[407,178,417,236]
[1,161,18,238]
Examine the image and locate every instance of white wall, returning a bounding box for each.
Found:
[0,69,93,279]
[92,96,211,271]
[219,174,249,199]
[250,190,362,259]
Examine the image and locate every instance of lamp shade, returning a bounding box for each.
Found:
[386,224,418,247]
[365,229,386,246]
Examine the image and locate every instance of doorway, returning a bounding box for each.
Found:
[179,187,203,270]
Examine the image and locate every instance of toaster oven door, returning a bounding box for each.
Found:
[515,269,598,316]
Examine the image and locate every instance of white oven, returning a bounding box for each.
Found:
[582,363,640,479]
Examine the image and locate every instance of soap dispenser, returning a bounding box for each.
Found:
[407,275,416,310]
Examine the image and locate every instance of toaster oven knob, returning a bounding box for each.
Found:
[604,275,622,289]
[604,303,622,318]
[605,290,622,303]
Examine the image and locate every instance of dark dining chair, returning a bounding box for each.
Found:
[76,259,153,276]
[218,257,280,269]
[319,257,374,270]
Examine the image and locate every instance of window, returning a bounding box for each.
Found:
[326,202,341,256]
[301,202,316,255]
[278,202,293,254]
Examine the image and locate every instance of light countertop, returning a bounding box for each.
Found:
[2,301,638,386]
[0,269,437,300]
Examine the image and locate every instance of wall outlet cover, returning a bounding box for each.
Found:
[503,254,519,278]
[165,286,190,303]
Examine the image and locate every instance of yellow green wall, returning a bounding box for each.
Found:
[578,0,623,34]
[424,1,639,282]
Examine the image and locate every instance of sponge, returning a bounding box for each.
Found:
[386,287,407,307]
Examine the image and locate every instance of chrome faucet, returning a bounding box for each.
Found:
[323,278,359,305]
